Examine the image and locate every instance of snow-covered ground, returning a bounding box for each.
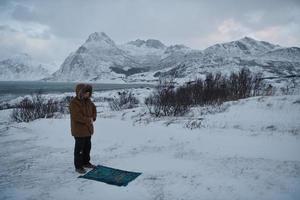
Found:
[0,90,300,200]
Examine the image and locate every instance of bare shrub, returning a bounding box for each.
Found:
[145,68,266,117]
[10,92,68,122]
[109,91,139,111]
[144,78,191,117]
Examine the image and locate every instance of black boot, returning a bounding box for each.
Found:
[75,167,87,174]
[83,162,96,169]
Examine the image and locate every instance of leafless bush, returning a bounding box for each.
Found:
[144,78,192,117]
[145,68,266,117]
[280,78,298,95]
[109,91,139,111]
[185,118,204,129]
[10,92,68,122]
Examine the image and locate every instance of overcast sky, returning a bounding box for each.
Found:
[0,0,299,69]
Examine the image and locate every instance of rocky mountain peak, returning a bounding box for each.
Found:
[85,32,116,47]
[127,39,166,49]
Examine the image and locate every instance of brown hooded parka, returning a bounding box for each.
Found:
[69,83,97,137]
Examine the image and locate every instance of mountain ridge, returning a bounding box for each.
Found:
[7,32,298,83]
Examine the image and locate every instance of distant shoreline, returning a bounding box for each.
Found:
[0,81,154,103]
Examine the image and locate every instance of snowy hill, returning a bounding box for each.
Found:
[43,33,300,83]
[0,53,51,81]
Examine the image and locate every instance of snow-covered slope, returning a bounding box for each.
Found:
[0,91,299,199]
[204,37,280,57]
[119,39,166,71]
[260,47,300,62]
[0,54,51,81]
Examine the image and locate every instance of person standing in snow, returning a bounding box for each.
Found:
[69,83,97,174]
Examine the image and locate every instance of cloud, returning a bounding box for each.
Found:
[0,23,80,68]
[189,19,251,48]
[254,23,300,47]
[11,4,37,22]
[0,24,18,32]
[0,0,299,64]
[0,24,51,59]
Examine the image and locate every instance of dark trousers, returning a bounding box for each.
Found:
[74,136,91,169]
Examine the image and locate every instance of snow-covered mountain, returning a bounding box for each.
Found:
[44,32,141,82]
[260,47,300,62]
[0,53,51,81]
[44,33,172,82]
[43,32,300,83]
[203,37,280,57]
[144,37,300,82]
[127,39,166,49]
[119,39,167,72]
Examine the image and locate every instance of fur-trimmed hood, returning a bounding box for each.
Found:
[75,83,93,100]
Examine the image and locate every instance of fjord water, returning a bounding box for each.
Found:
[0,81,152,102]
